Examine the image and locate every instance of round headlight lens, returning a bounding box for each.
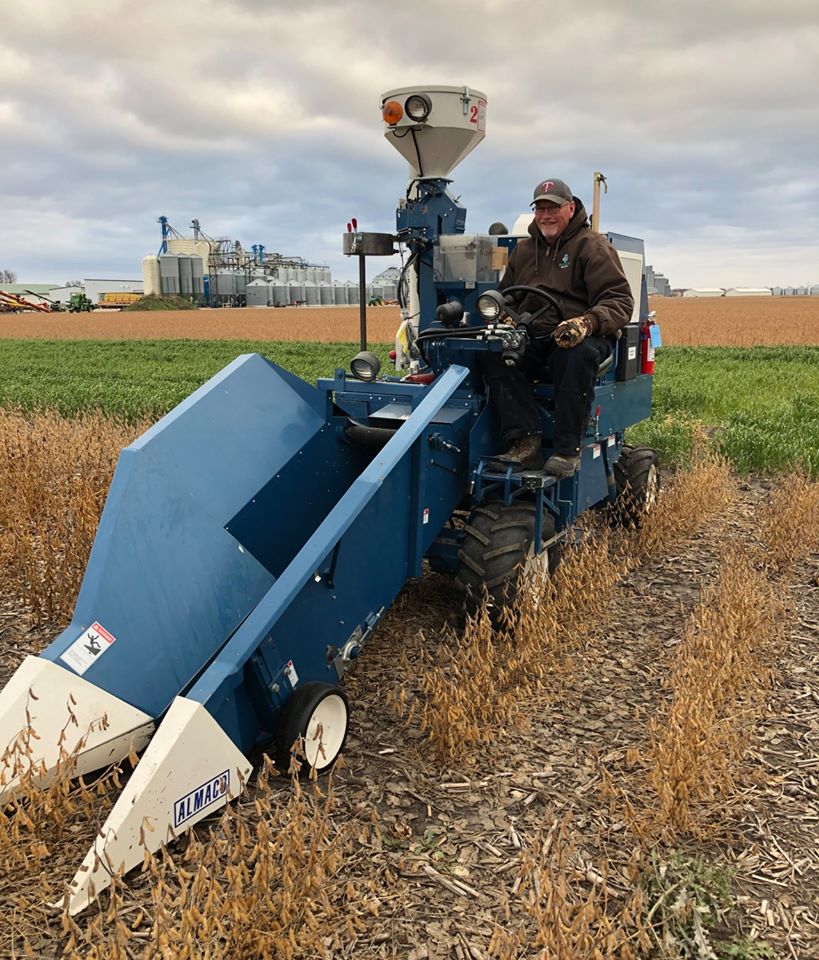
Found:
[404,94,432,122]
[476,290,504,321]
[350,350,381,382]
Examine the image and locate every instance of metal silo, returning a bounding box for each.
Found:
[810,286,819,296]
[142,255,161,296]
[304,282,319,306]
[288,283,305,304]
[346,282,360,305]
[270,280,288,307]
[191,255,204,302]
[333,283,349,305]
[319,283,333,305]
[158,254,180,295]
[246,279,270,306]
[178,254,194,297]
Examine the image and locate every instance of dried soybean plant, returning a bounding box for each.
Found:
[0,712,125,958]
[62,759,361,960]
[757,468,819,571]
[615,544,784,842]
[413,447,737,768]
[489,815,650,960]
[0,408,146,624]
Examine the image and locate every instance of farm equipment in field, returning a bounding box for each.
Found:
[0,290,53,313]
[68,292,95,312]
[0,85,659,914]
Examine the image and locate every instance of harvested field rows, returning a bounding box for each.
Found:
[0,305,402,343]
[1,298,818,346]
[1,411,818,957]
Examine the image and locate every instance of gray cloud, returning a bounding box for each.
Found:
[1,0,817,288]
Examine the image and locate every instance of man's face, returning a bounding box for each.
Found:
[533,199,575,243]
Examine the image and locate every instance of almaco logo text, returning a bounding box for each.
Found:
[174,770,229,827]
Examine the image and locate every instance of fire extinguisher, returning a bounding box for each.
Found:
[641,312,656,375]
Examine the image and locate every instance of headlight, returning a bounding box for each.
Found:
[476,290,505,322]
[404,93,431,122]
[350,350,381,382]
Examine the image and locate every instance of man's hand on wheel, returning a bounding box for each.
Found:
[554,316,593,349]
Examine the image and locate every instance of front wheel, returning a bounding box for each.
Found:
[455,500,559,620]
[612,446,660,527]
[275,682,349,775]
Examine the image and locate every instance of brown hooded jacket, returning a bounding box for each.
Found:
[498,198,634,337]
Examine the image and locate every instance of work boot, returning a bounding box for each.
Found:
[544,452,581,477]
[489,435,544,472]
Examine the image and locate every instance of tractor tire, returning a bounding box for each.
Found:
[612,445,660,527]
[275,682,349,776]
[455,500,558,620]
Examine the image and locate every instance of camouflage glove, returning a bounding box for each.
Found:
[554,315,593,349]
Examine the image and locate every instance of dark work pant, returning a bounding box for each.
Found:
[483,333,612,455]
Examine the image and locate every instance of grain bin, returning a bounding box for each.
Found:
[142,256,162,297]
[333,283,349,305]
[319,283,333,305]
[191,256,205,302]
[246,279,270,306]
[178,254,194,297]
[158,254,180,295]
[346,282,360,305]
[268,280,287,307]
[288,283,306,305]
[304,282,319,306]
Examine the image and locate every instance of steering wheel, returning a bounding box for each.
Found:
[499,285,564,328]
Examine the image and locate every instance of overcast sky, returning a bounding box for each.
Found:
[2,0,817,288]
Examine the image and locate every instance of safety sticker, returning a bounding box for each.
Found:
[174,770,229,827]
[422,507,430,525]
[60,621,116,676]
[628,346,637,360]
[284,660,299,688]
[593,445,601,459]
[607,436,616,447]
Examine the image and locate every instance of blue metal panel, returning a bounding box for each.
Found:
[41,354,333,718]
[186,365,471,752]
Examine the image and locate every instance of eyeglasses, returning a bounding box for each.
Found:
[533,202,569,215]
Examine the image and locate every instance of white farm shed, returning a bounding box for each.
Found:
[724,288,771,297]
[682,288,725,298]
[83,279,143,303]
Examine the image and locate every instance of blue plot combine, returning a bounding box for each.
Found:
[0,85,659,913]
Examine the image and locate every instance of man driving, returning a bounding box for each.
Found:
[486,178,634,476]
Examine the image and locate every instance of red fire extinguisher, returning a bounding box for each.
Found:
[641,313,656,375]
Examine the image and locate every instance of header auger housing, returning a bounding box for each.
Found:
[0,85,659,914]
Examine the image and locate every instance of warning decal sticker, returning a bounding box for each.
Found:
[60,621,116,676]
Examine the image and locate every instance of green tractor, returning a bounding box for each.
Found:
[68,293,95,313]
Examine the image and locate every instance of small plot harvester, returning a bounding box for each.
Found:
[0,85,659,913]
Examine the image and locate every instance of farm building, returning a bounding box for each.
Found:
[682,288,725,298]
[83,279,143,304]
[724,288,771,297]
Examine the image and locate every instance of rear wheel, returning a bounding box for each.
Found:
[275,682,349,775]
[612,446,660,527]
[455,500,558,620]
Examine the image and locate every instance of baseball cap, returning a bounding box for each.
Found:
[531,178,573,206]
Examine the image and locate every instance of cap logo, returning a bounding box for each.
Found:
[539,180,554,194]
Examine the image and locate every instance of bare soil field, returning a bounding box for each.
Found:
[1,298,818,346]
[0,305,402,343]
[648,296,819,346]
